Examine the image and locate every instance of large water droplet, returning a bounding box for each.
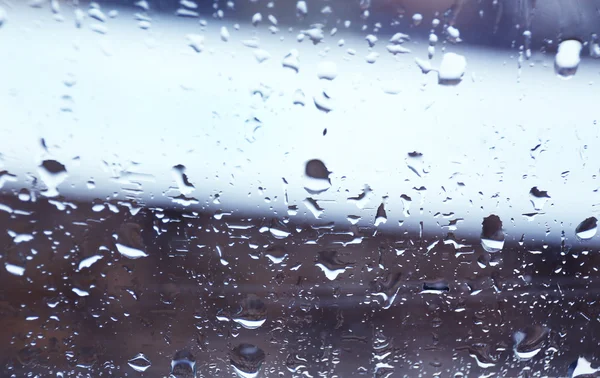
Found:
[555,39,582,79]
[170,350,196,378]
[569,356,600,378]
[438,52,466,85]
[315,250,352,280]
[230,344,265,378]
[172,164,195,195]
[0,6,7,27]
[38,160,68,197]
[128,353,151,372]
[303,159,331,194]
[481,215,504,253]
[232,295,267,329]
[457,344,498,368]
[576,217,597,240]
[513,325,548,360]
[317,61,337,80]
[529,187,550,210]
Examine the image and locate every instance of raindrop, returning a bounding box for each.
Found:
[313,91,333,113]
[481,215,504,253]
[304,197,324,218]
[5,263,25,276]
[230,344,265,378]
[78,255,103,270]
[115,223,148,259]
[170,350,196,378]
[300,25,324,44]
[457,344,497,368]
[232,295,267,329]
[569,356,600,378]
[374,202,387,226]
[387,44,411,54]
[370,272,402,309]
[447,26,460,41]
[513,325,548,360]
[315,250,352,280]
[365,34,378,47]
[88,7,106,22]
[438,52,466,85]
[128,353,151,372]
[529,187,550,210]
[576,217,597,240]
[251,13,262,26]
[421,281,450,295]
[254,49,271,63]
[415,57,432,73]
[172,164,195,195]
[390,32,409,44]
[317,61,337,80]
[555,39,582,79]
[292,89,305,106]
[303,159,331,194]
[187,34,205,52]
[221,26,230,41]
[365,51,379,64]
[296,1,307,16]
[282,49,300,73]
[412,13,423,25]
[38,160,68,197]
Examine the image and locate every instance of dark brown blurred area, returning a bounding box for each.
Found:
[0,194,599,377]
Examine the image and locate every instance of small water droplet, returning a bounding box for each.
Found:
[282,49,300,73]
[187,34,204,52]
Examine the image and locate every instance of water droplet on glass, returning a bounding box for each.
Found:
[513,325,548,360]
[230,344,265,378]
[232,295,267,329]
[172,164,195,195]
[220,26,230,41]
[292,89,305,106]
[387,44,411,54]
[374,202,387,226]
[115,223,148,259]
[365,51,379,64]
[390,32,409,44]
[170,350,196,378]
[555,39,582,79]
[317,61,337,80]
[481,215,504,253]
[438,52,466,85]
[457,344,498,368]
[38,160,68,197]
[303,159,331,194]
[296,0,307,16]
[315,250,352,280]
[447,26,460,41]
[529,187,550,210]
[365,34,378,47]
[128,353,151,372]
[187,34,205,52]
[576,217,597,240]
[301,25,324,44]
[88,7,106,22]
[254,49,271,63]
[304,197,324,218]
[282,49,300,73]
[5,263,25,276]
[569,356,600,378]
[412,13,423,25]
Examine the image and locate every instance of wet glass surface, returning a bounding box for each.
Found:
[1,0,600,377]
